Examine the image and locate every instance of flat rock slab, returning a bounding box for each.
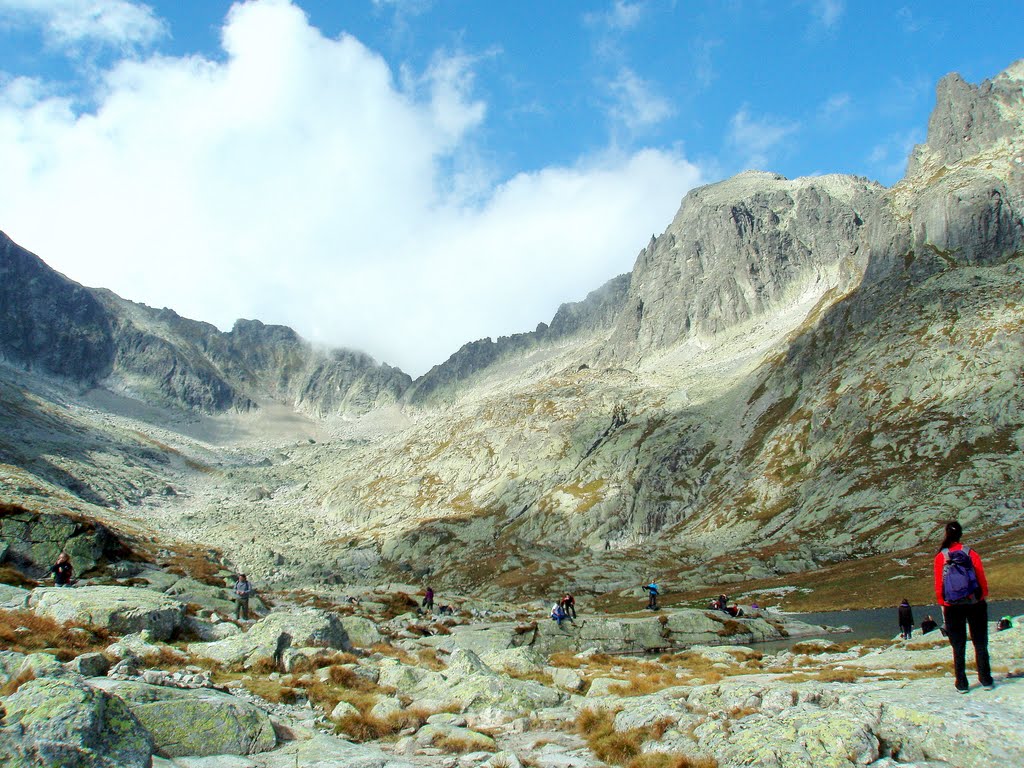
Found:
[29,585,186,640]
[90,678,276,758]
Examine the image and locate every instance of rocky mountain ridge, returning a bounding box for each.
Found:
[1,61,1023,599]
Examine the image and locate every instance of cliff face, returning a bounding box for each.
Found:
[0,233,115,384]
[599,173,882,364]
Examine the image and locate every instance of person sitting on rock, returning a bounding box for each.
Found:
[50,552,74,587]
[551,601,568,628]
[921,615,939,634]
[233,574,254,621]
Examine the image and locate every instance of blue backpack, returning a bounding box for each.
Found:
[942,548,980,604]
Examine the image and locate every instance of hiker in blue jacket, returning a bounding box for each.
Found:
[643,581,660,610]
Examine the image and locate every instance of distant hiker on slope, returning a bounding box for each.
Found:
[921,615,938,635]
[643,581,660,610]
[234,573,255,621]
[551,601,569,628]
[934,521,994,693]
[423,586,434,612]
[898,599,914,640]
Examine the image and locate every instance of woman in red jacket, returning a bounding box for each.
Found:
[933,521,994,693]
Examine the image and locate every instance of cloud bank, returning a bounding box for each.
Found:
[0,0,701,376]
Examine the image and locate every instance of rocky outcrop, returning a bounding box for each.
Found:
[89,678,276,758]
[0,232,115,384]
[0,505,114,577]
[29,586,187,641]
[0,677,154,768]
[187,608,350,667]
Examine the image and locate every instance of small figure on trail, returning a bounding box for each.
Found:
[605,539,611,551]
[921,615,939,635]
[643,581,660,610]
[725,603,744,618]
[560,593,576,619]
[934,520,993,693]
[51,552,74,587]
[423,586,434,611]
[898,599,914,640]
[234,573,255,621]
[997,616,1013,631]
[551,601,569,628]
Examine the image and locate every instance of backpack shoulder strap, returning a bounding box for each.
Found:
[941,548,950,561]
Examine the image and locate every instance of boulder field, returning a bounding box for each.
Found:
[0,580,1022,767]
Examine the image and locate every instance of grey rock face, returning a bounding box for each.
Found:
[0,232,114,383]
[600,172,882,363]
[908,61,1024,171]
[0,506,113,577]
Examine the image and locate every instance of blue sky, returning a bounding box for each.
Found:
[0,1,1021,376]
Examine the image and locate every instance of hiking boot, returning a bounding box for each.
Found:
[956,684,970,694]
[982,682,995,691]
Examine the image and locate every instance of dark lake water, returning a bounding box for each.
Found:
[754,599,1024,653]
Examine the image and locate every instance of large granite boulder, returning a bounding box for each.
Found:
[0,508,113,576]
[90,678,276,758]
[0,677,153,768]
[188,608,350,667]
[339,615,384,648]
[29,585,186,640]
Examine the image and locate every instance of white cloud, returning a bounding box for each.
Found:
[586,0,644,32]
[0,0,165,47]
[727,106,800,171]
[607,67,674,133]
[818,92,852,124]
[808,0,844,30]
[0,0,702,377]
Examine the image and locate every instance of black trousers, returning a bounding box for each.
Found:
[943,601,992,688]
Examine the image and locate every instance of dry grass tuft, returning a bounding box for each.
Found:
[0,566,38,589]
[627,753,719,768]
[0,609,111,660]
[0,668,36,697]
[336,705,441,742]
[242,678,301,704]
[432,734,497,754]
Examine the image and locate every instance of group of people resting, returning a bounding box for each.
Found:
[551,593,576,626]
[709,593,744,617]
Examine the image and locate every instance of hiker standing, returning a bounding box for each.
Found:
[233,574,254,621]
[423,586,434,611]
[51,552,74,587]
[933,521,994,693]
[898,599,914,640]
[643,581,659,610]
[560,593,576,619]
